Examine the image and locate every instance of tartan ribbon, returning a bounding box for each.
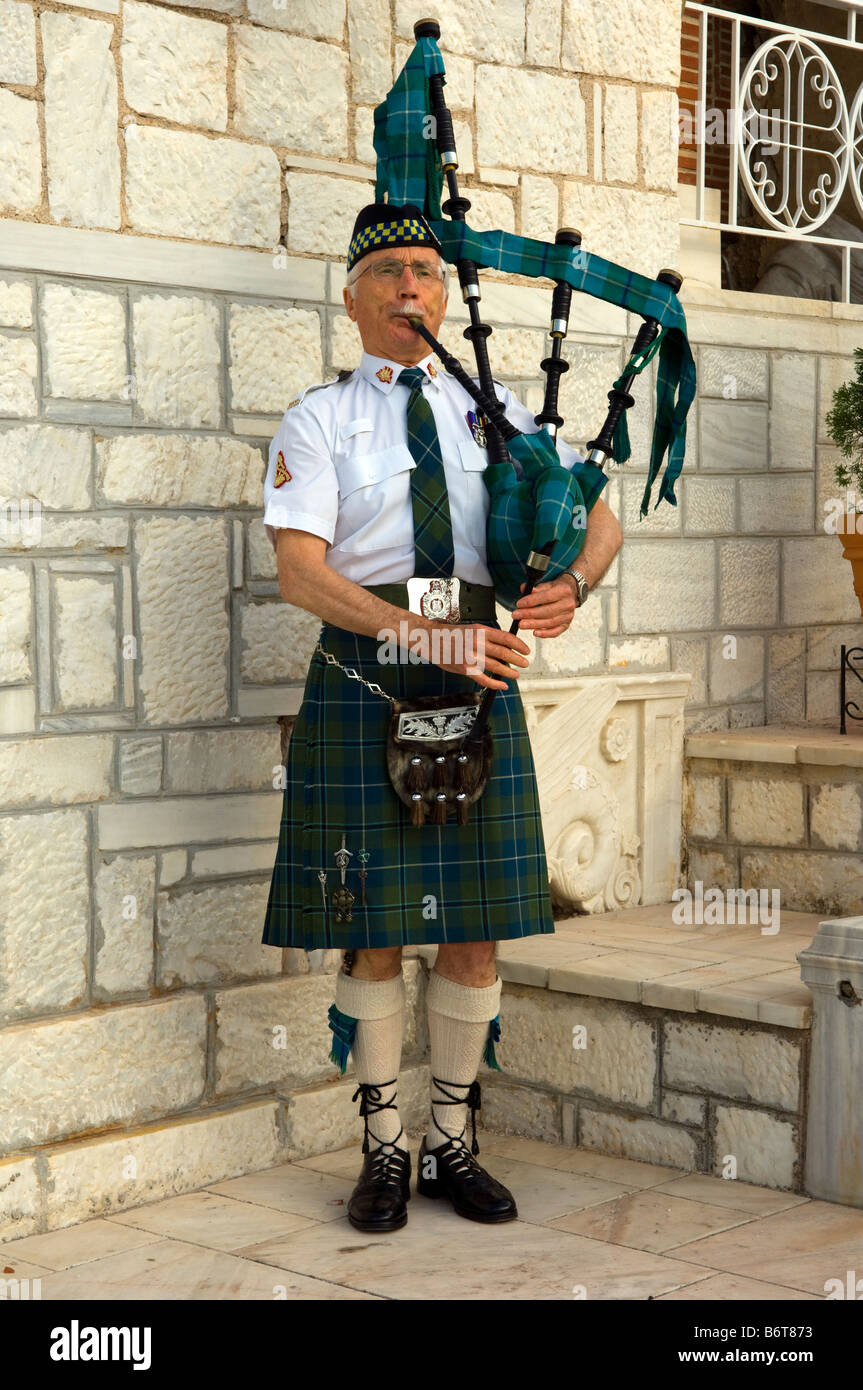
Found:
[397,366,456,576]
[373,36,696,520]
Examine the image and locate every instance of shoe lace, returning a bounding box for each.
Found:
[351,1081,409,1186]
[429,1076,484,1175]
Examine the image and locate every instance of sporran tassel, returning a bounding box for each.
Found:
[407,755,426,792]
[431,793,448,825]
[456,793,469,826]
[410,794,426,827]
[433,754,448,788]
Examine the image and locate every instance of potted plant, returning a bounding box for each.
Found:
[825,346,863,618]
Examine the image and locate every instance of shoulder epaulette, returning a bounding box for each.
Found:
[285,370,355,411]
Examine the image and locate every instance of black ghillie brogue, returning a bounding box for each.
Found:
[416,1077,517,1223]
[347,1080,412,1233]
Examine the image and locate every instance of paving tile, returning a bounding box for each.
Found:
[236,1197,717,1300]
[655,1272,820,1299]
[665,1199,863,1295]
[205,1163,354,1223]
[0,1218,161,1271]
[696,975,811,1023]
[294,1145,367,1180]
[0,1257,53,1281]
[547,1189,756,1253]
[34,1237,380,1300]
[548,951,714,1002]
[651,1173,810,1216]
[107,1191,318,1251]
[642,959,792,1012]
[467,1154,636,1225]
[479,1138,688,1189]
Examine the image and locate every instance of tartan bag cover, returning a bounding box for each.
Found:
[262,622,556,950]
[372,34,696,522]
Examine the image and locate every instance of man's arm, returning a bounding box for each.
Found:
[513,495,623,634]
[275,530,531,690]
[563,495,623,593]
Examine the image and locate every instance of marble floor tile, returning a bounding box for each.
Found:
[296,1143,635,1225]
[0,1257,53,1281]
[294,1145,368,1180]
[206,1163,354,1223]
[696,976,811,1024]
[465,1154,637,1224]
[684,932,807,961]
[655,1272,819,1300]
[0,1218,162,1271]
[548,951,719,1002]
[107,1191,318,1251]
[35,1237,381,1301]
[547,1189,757,1253]
[444,1136,688,1188]
[236,1198,716,1300]
[652,1173,810,1216]
[642,959,793,1012]
[664,1199,863,1294]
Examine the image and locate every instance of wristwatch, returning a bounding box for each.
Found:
[565,567,590,606]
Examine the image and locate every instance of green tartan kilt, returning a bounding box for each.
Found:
[261,617,556,952]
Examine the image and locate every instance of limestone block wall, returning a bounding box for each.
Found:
[481,981,809,1192]
[684,740,863,916]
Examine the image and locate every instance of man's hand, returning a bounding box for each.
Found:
[512,574,579,638]
[429,622,531,691]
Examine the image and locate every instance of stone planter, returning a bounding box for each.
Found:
[838,525,863,619]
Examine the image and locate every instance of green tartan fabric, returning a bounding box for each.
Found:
[398,367,455,576]
[490,427,609,610]
[261,620,556,950]
[372,35,696,520]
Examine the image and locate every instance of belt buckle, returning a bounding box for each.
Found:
[406,576,461,623]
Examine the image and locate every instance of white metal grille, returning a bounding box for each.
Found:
[682,1,863,301]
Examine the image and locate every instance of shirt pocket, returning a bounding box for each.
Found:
[333,443,416,553]
[457,437,488,473]
[456,436,490,551]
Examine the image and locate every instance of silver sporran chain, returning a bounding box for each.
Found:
[315,641,396,704]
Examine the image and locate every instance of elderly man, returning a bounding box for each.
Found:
[262,202,623,1234]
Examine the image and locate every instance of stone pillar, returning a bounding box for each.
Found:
[798,917,863,1208]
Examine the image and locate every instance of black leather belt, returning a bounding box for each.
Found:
[363,577,497,623]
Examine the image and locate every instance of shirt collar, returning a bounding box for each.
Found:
[360,350,443,395]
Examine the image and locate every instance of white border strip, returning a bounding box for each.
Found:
[0,219,326,301]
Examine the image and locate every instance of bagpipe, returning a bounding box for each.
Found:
[372,19,696,811]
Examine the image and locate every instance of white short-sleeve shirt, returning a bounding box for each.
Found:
[263,349,586,587]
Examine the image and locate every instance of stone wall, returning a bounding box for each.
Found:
[483,980,809,1192]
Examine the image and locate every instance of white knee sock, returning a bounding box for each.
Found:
[333,969,408,1155]
[425,970,502,1150]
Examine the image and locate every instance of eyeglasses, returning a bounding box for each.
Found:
[350,258,445,285]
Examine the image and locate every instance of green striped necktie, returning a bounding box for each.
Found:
[396,365,455,577]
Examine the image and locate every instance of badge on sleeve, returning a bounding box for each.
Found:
[466,410,487,448]
[274,450,291,488]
